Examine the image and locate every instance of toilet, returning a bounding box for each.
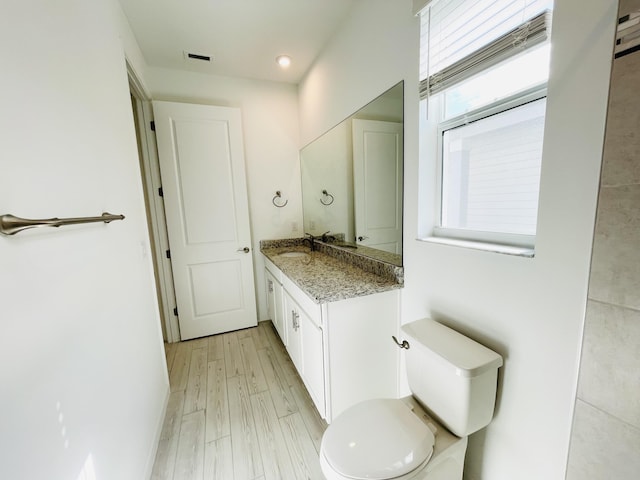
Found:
[319,318,503,480]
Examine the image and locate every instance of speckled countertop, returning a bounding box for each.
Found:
[260,241,403,304]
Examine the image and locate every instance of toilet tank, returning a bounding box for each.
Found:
[402,318,503,438]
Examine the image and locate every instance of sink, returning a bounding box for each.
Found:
[278,251,310,258]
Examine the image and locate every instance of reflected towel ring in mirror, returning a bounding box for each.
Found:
[272,191,288,208]
[320,189,334,206]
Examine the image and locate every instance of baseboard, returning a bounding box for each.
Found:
[143,384,170,480]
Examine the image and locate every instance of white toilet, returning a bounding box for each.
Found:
[319,318,503,480]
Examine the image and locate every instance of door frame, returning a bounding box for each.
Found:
[127,60,180,343]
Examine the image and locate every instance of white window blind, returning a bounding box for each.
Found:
[419,0,553,98]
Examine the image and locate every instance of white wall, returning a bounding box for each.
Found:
[298,0,617,479]
[116,0,150,95]
[298,2,415,147]
[146,67,303,321]
[0,1,168,479]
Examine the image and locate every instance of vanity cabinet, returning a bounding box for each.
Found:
[263,255,399,423]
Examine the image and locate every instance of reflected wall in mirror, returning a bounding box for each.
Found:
[301,81,404,266]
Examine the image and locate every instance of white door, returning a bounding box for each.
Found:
[352,120,403,254]
[153,101,257,340]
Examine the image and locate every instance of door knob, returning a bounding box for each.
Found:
[357,236,369,242]
[237,247,250,253]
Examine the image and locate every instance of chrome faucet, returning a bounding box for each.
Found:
[321,230,336,242]
[303,232,316,251]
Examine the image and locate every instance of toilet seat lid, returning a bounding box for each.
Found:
[323,399,435,480]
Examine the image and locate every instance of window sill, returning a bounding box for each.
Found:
[417,236,535,258]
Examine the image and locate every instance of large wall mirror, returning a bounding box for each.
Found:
[301,81,404,266]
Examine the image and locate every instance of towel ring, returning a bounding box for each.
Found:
[272,191,288,208]
[320,189,334,206]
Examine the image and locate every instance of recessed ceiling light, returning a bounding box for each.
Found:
[276,55,291,68]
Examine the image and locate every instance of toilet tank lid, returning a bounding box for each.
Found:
[401,319,503,378]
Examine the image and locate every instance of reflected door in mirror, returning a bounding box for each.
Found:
[353,119,403,255]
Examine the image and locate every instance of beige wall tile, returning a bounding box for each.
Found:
[567,400,640,480]
[578,301,640,428]
[601,51,640,186]
[588,185,640,309]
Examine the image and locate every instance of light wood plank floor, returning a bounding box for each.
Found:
[152,321,328,480]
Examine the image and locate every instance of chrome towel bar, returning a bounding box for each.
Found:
[0,212,125,236]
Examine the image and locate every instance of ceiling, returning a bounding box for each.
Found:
[118,0,358,84]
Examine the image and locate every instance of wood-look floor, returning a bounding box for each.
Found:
[152,321,328,480]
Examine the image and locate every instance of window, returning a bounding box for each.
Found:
[417,0,554,254]
[440,95,546,237]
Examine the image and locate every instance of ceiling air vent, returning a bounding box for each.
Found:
[184,51,211,62]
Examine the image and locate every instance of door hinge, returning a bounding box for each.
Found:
[166,249,171,259]
[173,307,178,316]
[158,187,163,197]
[150,120,156,131]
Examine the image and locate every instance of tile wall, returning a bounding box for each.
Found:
[566,0,640,477]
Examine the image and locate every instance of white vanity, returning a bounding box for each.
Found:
[261,240,402,423]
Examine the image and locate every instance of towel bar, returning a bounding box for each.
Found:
[272,191,288,208]
[320,189,334,206]
[0,212,125,236]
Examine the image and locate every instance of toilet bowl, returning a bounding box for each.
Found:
[319,318,503,480]
[320,396,468,480]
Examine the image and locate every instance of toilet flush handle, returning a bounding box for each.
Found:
[391,335,410,349]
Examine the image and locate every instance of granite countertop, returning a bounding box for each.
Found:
[261,245,402,304]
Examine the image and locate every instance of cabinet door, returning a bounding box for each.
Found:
[265,269,286,345]
[283,290,302,372]
[300,310,325,415]
[272,278,285,345]
[283,285,326,419]
[265,271,276,322]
